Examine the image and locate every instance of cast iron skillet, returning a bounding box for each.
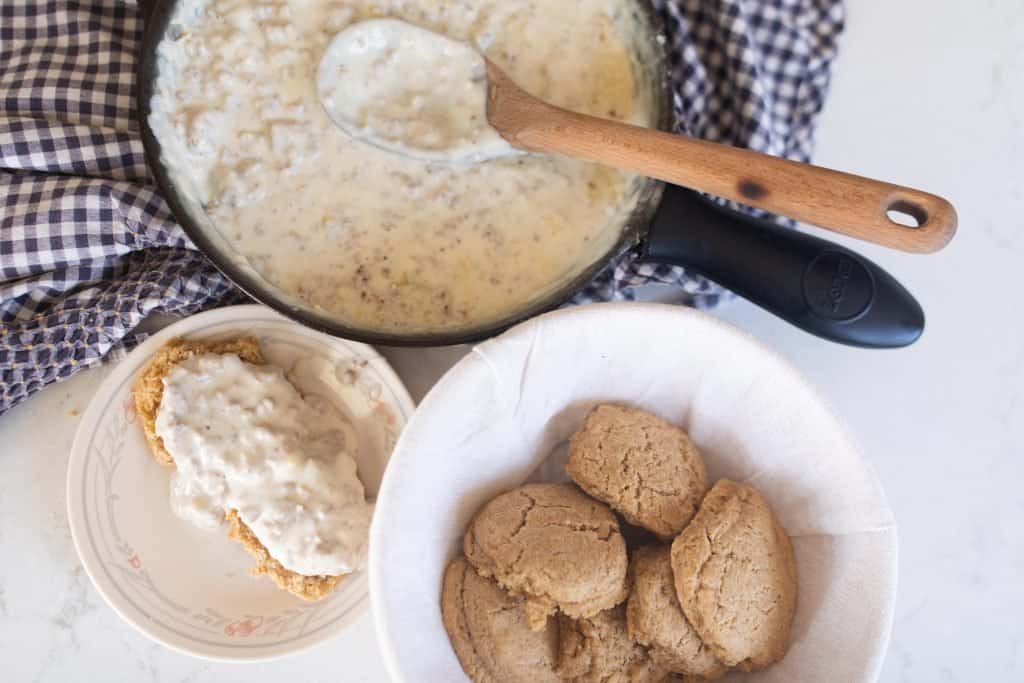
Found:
[137,0,924,348]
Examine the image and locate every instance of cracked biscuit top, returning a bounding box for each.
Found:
[626,545,727,679]
[670,479,797,671]
[441,556,561,683]
[557,605,670,683]
[464,483,629,630]
[567,404,708,540]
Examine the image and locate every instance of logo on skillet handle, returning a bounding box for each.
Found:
[803,251,874,321]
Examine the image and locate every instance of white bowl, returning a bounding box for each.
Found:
[370,303,897,683]
[66,305,414,661]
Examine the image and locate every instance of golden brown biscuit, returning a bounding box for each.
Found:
[464,483,629,630]
[133,336,344,601]
[441,556,561,683]
[670,480,797,670]
[626,545,727,679]
[557,606,671,683]
[567,404,707,540]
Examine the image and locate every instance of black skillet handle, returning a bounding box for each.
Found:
[641,186,924,348]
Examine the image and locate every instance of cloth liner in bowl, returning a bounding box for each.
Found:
[369,302,896,682]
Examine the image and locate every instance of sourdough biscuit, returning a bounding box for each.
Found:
[133,336,343,601]
[567,404,707,540]
[441,556,561,683]
[557,606,670,683]
[226,510,343,600]
[626,545,727,679]
[464,483,629,630]
[670,480,797,670]
[134,336,263,466]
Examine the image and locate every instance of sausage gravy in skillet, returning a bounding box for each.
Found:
[150,0,653,332]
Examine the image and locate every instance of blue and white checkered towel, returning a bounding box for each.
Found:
[0,0,843,415]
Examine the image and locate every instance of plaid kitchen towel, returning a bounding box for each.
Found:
[0,0,844,415]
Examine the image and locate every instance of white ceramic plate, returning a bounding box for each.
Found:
[67,305,414,661]
[370,303,898,683]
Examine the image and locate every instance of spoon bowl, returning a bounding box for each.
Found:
[317,19,514,164]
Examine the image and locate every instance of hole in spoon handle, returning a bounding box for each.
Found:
[877,190,957,254]
[886,200,927,227]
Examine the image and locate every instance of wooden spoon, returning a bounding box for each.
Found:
[484,59,957,254]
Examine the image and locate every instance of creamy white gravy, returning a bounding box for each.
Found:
[154,353,371,577]
[151,0,652,333]
[318,19,511,163]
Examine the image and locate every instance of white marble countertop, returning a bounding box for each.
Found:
[2,0,1022,680]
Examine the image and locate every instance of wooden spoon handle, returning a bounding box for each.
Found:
[491,93,957,253]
